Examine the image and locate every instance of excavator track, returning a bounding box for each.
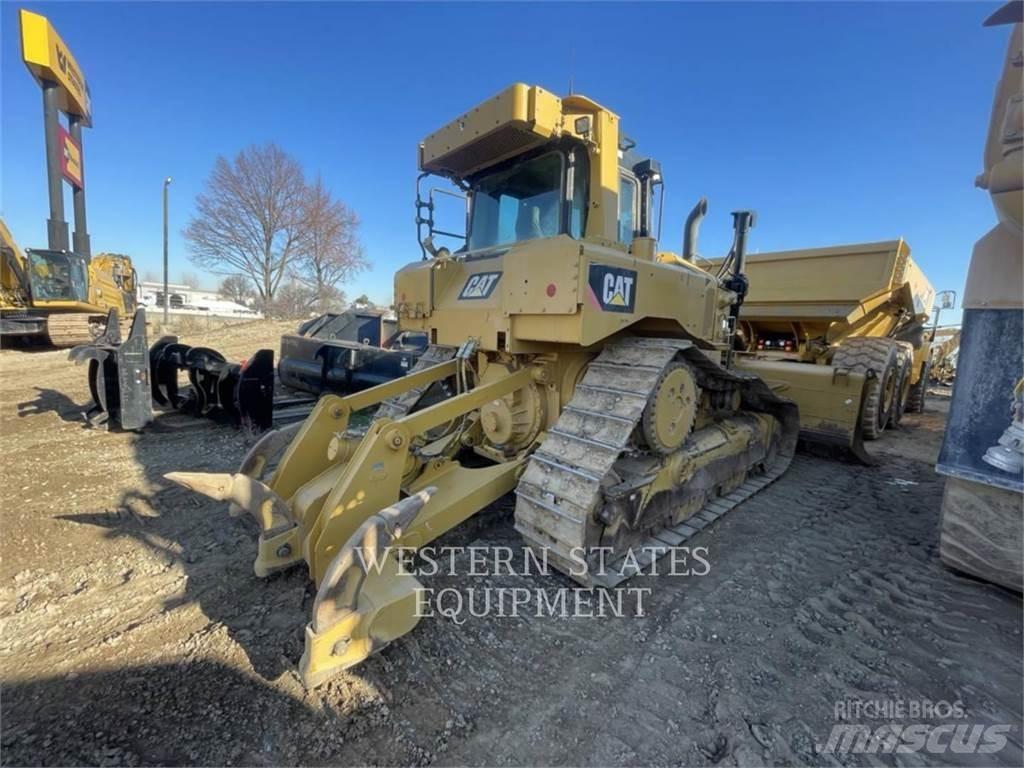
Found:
[44,313,102,348]
[515,337,799,588]
[43,312,131,348]
[374,344,458,421]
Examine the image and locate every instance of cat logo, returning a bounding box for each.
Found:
[588,264,637,313]
[458,271,502,300]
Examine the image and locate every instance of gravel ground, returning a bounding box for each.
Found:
[0,327,1020,767]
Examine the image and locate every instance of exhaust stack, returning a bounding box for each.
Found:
[682,197,708,261]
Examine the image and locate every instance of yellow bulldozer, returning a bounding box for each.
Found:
[0,218,137,347]
[169,83,870,686]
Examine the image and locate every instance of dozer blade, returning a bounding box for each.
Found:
[68,308,154,431]
[734,357,875,464]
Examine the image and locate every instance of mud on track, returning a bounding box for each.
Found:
[1,329,1021,766]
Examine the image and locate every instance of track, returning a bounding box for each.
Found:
[515,337,799,587]
[43,312,131,349]
[43,313,98,348]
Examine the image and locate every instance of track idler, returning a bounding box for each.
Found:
[150,337,275,431]
[68,308,154,431]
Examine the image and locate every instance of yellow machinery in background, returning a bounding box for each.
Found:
[169,83,870,686]
[708,240,936,440]
[936,1,1022,592]
[1,218,136,346]
[2,11,138,347]
[929,327,961,386]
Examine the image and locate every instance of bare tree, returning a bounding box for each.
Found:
[184,144,307,305]
[180,271,200,288]
[219,274,254,305]
[143,270,160,283]
[292,175,367,311]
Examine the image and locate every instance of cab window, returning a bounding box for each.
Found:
[568,149,589,239]
[619,174,637,244]
[468,152,564,251]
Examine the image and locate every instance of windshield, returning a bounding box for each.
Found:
[26,250,88,302]
[467,152,563,251]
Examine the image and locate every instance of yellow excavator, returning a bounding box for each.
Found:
[169,84,870,686]
[0,218,136,347]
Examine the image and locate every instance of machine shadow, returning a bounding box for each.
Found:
[1,660,322,766]
[56,421,315,681]
[16,386,93,424]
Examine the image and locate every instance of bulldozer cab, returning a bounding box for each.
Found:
[417,85,664,261]
[24,248,89,303]
[426,146,660,259]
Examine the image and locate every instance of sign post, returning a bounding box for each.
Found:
[40,81,69,251]
[67,119,89,256]
[20,9,92,257]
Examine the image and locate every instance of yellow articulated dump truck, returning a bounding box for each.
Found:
[168,83,871,686]
[709,240,936,440]
[1,219,137,347]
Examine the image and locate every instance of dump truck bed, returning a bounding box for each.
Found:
[715,239,934,324]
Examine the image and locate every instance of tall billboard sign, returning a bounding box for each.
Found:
[19,9,92,255]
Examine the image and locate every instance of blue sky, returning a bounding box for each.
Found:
[1,2,1009,321]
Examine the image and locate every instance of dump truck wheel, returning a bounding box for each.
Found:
[906,361,930,413]
[832,338,899,440]
[890,342,914,426]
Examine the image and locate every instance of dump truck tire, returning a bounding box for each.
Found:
[832,338,899,440]
[890,342,914,426]
[905,361,929,413]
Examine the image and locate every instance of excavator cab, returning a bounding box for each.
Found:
[24,249,89,303]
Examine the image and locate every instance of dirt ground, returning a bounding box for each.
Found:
[1,326,1021,767]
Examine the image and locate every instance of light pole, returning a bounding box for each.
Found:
[163,177,172,324]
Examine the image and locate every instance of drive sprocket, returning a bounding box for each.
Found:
[641,360,700,454]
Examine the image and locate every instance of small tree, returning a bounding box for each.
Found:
[180,271,200,288]
[184,143,307,306]
[292,175,367,312]
[270,281,318,319]
[220,274,254,305]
